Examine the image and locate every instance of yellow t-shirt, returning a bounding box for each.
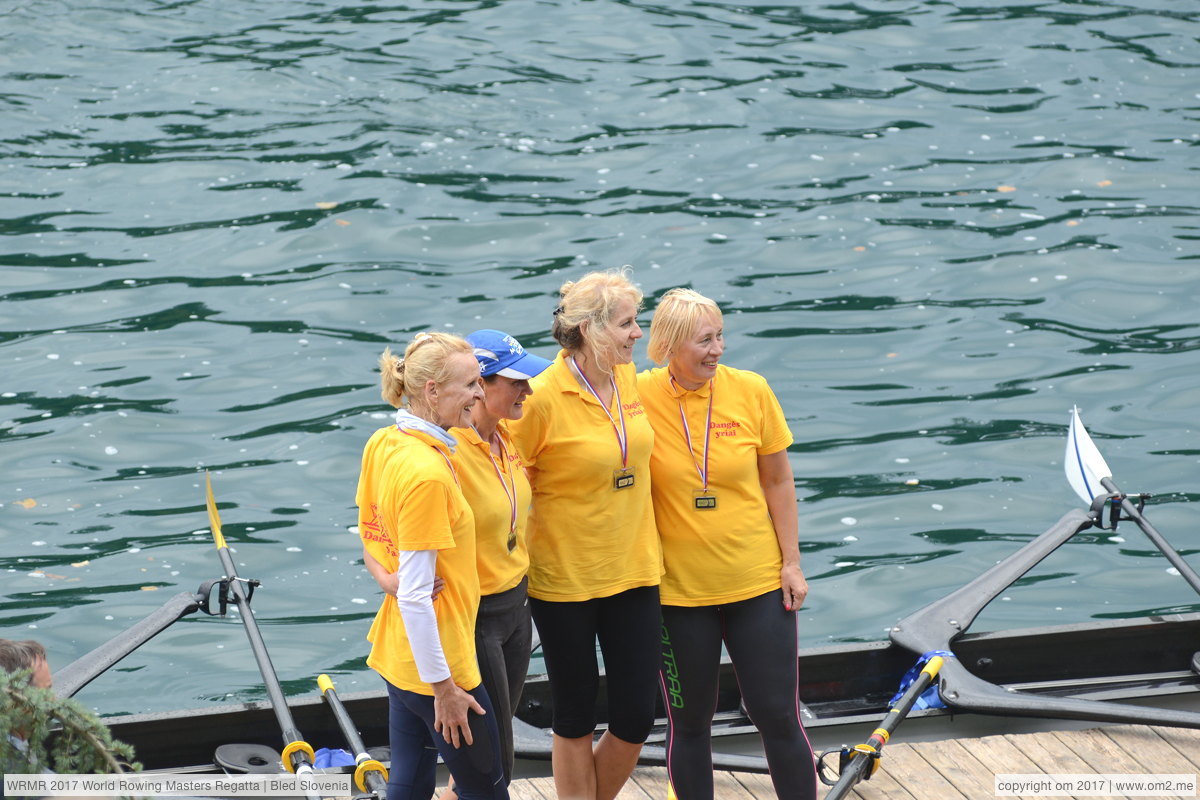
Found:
[356,425,481,694]
[508,351,663,602]
[451,421,531,596]
[636,365,794,606]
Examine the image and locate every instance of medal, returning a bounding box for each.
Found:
[572,356,634,492]
[614,466,636,490]
[673,375,716,511]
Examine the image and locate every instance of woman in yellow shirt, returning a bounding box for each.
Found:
[508,269,663,800]
[454,329,551,783]
[355,331,507,800]
[638,289,817,800]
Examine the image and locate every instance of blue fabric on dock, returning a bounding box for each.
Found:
[889,650,955,710]
[314,747,356,768]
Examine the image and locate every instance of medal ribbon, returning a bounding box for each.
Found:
[672,376,713,492]
[571,356,629,468]
[398,428,460,487]
[477,427,518,534]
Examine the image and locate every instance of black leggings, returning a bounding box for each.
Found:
[529,585,660,742]
[476,576,533,782]
[660,590,817,800]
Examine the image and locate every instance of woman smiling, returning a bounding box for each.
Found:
[355,331,506,800]
[508,269,662,800]
[637,288,817,800]
[455,329,551,786]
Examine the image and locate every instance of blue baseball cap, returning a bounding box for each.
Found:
[466,329,553,380]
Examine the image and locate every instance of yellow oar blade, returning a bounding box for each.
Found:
[205,471,227,550]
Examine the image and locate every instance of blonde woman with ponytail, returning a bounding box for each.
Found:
[355,332,508,800]
[508,269,663,800]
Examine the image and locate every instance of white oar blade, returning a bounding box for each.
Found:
[1065,406,1113,504]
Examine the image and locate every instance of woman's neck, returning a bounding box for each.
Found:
[471,407,500,443]
[571,350,614,407]
[572,348,611,387]
[668,368,705,392]
[408,402,448,430]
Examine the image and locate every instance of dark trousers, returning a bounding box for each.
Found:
[476,576,532,782]
[660,589,817,800]
[385,680,508,800]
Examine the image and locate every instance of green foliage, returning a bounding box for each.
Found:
[1,668,140,774]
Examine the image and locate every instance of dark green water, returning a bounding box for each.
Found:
[2,0,1199,720]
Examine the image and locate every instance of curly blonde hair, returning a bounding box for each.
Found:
[550,268,643,373]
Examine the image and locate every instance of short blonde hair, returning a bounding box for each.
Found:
[647,288,723,365]
[551,268,643,373]
[378,332,474,413]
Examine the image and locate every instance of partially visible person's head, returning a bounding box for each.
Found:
[467,329,552,423]
[0,638,52,689]
[551,268,644,372]
[647,288,724,364]
[378,332,482,429]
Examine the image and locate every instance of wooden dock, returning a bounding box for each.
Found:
[506,724,1200,799]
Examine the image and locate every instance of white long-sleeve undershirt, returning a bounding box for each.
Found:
[394,549,450,684]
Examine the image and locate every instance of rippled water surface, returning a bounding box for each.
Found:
[3,0,1200,719]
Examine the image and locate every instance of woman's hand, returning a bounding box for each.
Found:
[781,563,808,611]
[431,678,486,748]
[758,450,806,611]
[364,548,444,599]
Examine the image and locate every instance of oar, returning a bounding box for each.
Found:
[819,656,945,799]
[880,409,1200,734]
[204,472,320,790]
[316,674,389,798]
[54,588,204,698]
[1066,406,1200,595]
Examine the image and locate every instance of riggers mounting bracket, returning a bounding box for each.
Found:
[1088,491,1148,531]
[197,576,260,616]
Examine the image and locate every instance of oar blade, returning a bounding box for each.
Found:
[1065,406,1112,504]
[204,471,228,549]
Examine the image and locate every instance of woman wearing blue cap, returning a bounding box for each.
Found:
[364,329,551,789]
[453,329,552,784]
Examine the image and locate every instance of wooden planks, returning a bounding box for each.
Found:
[505,724,1200,800]
[842,724,1200,800]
